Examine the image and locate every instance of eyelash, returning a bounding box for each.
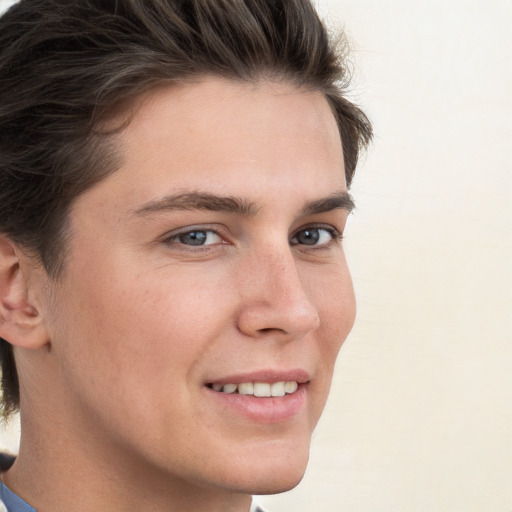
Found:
[289,225,342,247]
[162,225,342,250]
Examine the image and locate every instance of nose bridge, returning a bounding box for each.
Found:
[262,246,305,305]
[237,241,320,338]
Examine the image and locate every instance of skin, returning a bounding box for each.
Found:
[2,77,356,512]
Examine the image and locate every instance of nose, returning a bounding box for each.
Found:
[236,245,320,340]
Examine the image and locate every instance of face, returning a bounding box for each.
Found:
[36,78,355,494]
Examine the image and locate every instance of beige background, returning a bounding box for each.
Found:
[1,0,511,510]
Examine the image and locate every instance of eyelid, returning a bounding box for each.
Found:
[159,222,343,250]
[161,225,229,247]
[290,224,343,247]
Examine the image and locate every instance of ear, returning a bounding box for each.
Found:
[0,235,49,349]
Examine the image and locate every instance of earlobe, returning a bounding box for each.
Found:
[0,235,50,349]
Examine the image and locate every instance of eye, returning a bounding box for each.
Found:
[166,229,223,247]
[290,226,339,247]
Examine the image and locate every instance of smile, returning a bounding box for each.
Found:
[204,372,309,422]
[208,381,299,397]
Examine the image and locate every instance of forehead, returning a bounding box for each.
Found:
[122,78,342,177]
[80,77,346,218]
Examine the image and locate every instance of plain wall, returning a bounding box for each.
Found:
[1,0,511,510]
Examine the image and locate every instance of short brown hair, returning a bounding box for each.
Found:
[0,0,372,416]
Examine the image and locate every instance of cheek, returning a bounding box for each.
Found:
[49,266,220,437]
[312,265,356,363]
[57,262,228,381]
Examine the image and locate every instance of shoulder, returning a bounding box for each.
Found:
[0,480,37,512]
[0,454,15,511]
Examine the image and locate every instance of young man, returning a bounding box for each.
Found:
[0,0,372,510]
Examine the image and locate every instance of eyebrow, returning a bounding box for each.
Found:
[133,193,259,216]
[133,190,355,217]
[303,192,355,215]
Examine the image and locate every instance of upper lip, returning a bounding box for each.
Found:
[206,369,311,385]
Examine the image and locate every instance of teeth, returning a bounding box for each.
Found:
[238,382,254,395]
[253,382,271,397]
[271,381,285,397]
[284,381,298,394]
[222,383,237,394]
[211,381,300,396]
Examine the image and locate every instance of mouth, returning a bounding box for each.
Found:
[206,380,300,397]
[204,371,310,423]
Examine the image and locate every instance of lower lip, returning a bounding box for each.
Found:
[204,385,307,423]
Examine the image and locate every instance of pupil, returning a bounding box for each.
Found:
[180,231,207,245]
[298,229,319,245]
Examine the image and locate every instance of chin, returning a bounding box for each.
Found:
[224,468,307,496]
[217,442,310,496]
[249,471,306,496]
